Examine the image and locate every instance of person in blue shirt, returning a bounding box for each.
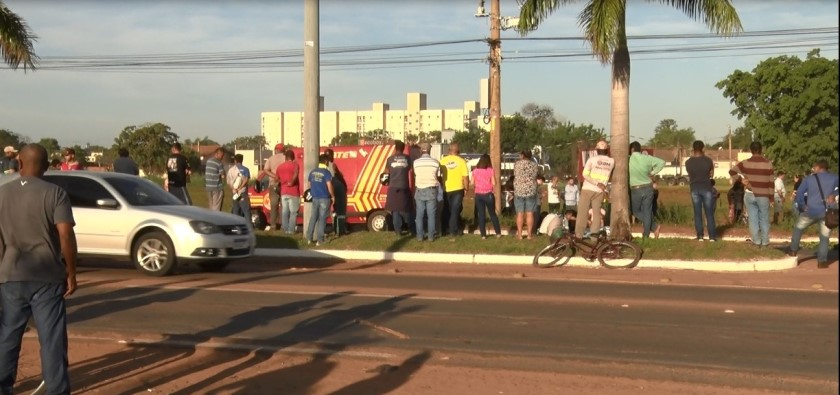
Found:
[788,159,838,268]
[306,154,334,245]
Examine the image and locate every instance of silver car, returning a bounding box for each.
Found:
[0,171,255,276]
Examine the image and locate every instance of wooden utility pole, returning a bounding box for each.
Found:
[489,0,502,214]
[303,0,320,234]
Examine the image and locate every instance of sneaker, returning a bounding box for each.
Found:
[709,239,716,242]
[264,226,272,232]
[696,238,704,241]
[481,236,487,240]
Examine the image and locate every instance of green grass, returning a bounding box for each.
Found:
[255,232,786,261]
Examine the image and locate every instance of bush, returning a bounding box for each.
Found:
[656,203,694,226]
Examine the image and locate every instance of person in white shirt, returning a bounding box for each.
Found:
[773,171,786,224]
[563,177,580,214]
[547,175,562,213]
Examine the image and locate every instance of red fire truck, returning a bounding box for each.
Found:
[248,144,397,232]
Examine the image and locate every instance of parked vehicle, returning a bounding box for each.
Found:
[249,144,398,232]
[0,171,256,276]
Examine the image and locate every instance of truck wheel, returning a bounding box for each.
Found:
[667,178,677,186]
[367,210,390,232]
[132,231,177,276]
[251,209,267,230]
[678,178,688,186]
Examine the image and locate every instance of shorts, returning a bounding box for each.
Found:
[514,195,537,213]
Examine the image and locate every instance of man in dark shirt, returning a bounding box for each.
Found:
[0,144,78,395]
[685,140,717,241]
[384,140,414,236]
[165,142,192,205]
[112,147,140,175]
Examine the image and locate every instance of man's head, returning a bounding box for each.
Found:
[595,140,608,156]
[777,170,785,179]
[284,150,295,161]
[213,147,225,160]
[171,142,182,154]
[567,177,575,185]
[274,143,284,154]
[234,153,244,164]
[449,143,460,155]
[319,153,330,165]
[692,140,705,153]
[629,141,642,153]
[419,142,431,153]
[18,144,49,177]
[118,148,129,158]
[63,148,76,161]
[394,140,405,153]
[3,146,17,158]
[324,148,334,161]
[813,159,829,173]
[749,141,762,155]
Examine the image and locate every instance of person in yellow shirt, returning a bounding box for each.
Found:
[440,144,470,239]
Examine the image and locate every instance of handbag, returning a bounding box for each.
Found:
[814,175,839,229]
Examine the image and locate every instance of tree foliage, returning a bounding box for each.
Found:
[646,119,696,150]
[331,132,360,146]
[36,138,60,157]
[113,123,179,175]
[716,49,839,175]
[225,135,265,151]
[0,128,27,149]
[0,0,39,71]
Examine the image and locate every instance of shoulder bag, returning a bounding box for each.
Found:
[814,175,839,229]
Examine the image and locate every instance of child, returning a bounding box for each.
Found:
[727,178,745,224]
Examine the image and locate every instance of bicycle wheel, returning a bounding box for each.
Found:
[596,241,642,269]
[532,242,574,268]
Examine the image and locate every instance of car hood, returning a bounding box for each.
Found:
[141,205,249,225]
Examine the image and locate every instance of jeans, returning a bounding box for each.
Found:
[415,187,437,241]
[231,192,250,221]
[268,183,281,229]
[475,193,501,237]
[790,214,833,263]
[744,192,770,246]
[392,211,412,235]
[691,189,718,240]
[0,282,70,395]
[281,195,300,233]
[445,189,465,236]
[306,198,331,243]
[630,184,657,238]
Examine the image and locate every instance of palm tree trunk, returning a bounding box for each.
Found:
[608,14,631,241]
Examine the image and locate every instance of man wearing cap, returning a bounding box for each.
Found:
[576,140,614,239]
[257,143,287,231]
[412,142,441,242]
[1,146,20,175]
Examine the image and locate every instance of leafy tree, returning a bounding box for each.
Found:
[36,138,61,158]
[646,119,696,150]
[520,102,558,129]
[331,131,359,146]
[113,123,179,175]
[0,0,38,71]
[711,125,753,152]
[225,135,266,151]
[518,0,742,240]
[451,126,489,153]
[717,49,839,175]
[0,128,26,149]
[361,128,391,144]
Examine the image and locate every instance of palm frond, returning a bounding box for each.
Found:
[0,1,39,71]
[579,0,626,64]
[518,0,579,36]
[653,0,744,36]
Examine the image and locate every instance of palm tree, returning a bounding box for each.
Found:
[518,0,742,240]
[0,0,38,71]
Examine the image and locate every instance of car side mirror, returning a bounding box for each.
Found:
[96,198,120,209]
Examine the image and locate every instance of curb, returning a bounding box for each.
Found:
[254,248,797,272]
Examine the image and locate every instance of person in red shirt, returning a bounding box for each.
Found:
[275,150,300,234]
[59,148,82,171]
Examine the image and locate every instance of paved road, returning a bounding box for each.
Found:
[66,258,839,393]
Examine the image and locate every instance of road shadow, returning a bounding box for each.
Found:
[51,292,427,394]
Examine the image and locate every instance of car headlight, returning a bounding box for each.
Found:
[190,220,221,234]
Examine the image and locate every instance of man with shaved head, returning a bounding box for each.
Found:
[0,144,77,395]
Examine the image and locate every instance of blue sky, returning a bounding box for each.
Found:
[1,0,837,148]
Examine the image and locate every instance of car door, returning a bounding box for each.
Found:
[44,175,126,254]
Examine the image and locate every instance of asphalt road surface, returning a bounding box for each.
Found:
[64,257,838,393]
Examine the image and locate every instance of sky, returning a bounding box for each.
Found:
[1,0,837,148]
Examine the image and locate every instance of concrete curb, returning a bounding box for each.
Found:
[254,248,797,272]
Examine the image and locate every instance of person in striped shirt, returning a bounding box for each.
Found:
[412,143,441,242]
[204,148,226,211]
[729,141,775,247]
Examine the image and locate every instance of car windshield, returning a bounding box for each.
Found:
[104,177,185,206]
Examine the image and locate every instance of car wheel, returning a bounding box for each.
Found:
[251,209,267,230]
[197,260,230,272]
[367,210,390,232]
[132,231,177,276]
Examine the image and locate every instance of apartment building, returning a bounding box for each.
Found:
[262,81,487,148]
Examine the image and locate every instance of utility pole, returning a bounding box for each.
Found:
[489,0,502,214]
[727,124,732,165]
[303,0,320,235]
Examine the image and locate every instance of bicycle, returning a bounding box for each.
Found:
[532,230,643,269]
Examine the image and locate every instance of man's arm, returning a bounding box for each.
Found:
[649,156,666,176]
[327,180,335,204]
[56,222,77,297]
